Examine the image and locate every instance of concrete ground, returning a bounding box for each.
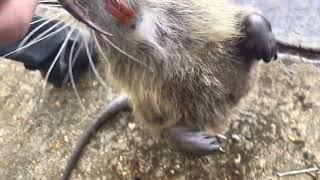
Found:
[0,1,320,180]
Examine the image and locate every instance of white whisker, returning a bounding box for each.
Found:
[42,27,75,91]
[44,5,62,8]
[92,31,109,64]
[29,21,66,46]
[30,16,49,25]
[102,35,152,71]
[67,30,88,113]
[38,0,59,4]
[84,36,109,90]
[19,14,64,48]
[38,0,62,8]
[2,24,73,58]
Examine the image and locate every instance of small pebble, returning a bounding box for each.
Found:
[259,159,266,168]
[288,134,296,142]
[156,170,163,177]
[54,141,62,149]
[128,122,136,130]
[64,136,69,142]
[54,101,61,108]
[118,138,124,143]
[271,123,277,135]
[234,154,241,164]
[122,171,128,176]
[234,170,240,175]
[147,139,154,146]
[231,134,241,143]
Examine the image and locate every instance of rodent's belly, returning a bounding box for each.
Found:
[126,63,257,133]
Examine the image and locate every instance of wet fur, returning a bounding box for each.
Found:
[54,0,270,179]
[77,0,262,136]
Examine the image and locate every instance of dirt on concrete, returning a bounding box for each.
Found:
[1,50,320,180]
[0,4,320,180]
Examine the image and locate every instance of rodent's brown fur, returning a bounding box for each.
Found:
[79,0,261,137]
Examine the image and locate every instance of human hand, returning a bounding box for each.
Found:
[0,0,38,45]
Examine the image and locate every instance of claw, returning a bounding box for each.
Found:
[218,147,226,153]
[242,14,277,62]
[216,134,227,141]
[165,126,226,156]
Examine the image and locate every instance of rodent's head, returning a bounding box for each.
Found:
[60,1,176,62]
[59,0,194,70]
[59,0,162,45]
[58,0,139,36]
[59,0,235,70]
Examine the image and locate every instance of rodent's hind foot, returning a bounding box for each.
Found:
[164,126,226,156]
[241,13,278,62]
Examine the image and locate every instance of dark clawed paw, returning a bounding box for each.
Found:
[242,14,278,63]
[166,127,227,156]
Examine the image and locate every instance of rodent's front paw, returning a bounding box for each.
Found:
[242,14,278,62]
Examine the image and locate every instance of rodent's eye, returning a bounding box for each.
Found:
[104,0,136,26]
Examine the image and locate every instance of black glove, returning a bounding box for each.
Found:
[0,15,98,87]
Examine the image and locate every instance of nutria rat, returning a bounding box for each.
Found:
[58,0,277,179]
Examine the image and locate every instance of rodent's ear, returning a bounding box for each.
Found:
[104,0,136,25]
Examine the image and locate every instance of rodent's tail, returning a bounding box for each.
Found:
[276,39,320,65]
[62,96,130,180]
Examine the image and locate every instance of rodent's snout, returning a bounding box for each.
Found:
[58,0,113,37]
